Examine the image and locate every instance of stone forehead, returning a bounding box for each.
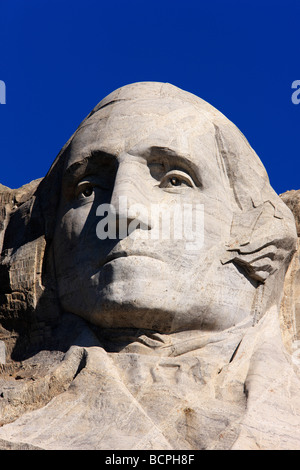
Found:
[74,99,216,143]
[54,81,271,212]
[78,82,230,129]
[69,84,222,159]
[97,82,221,113]
[94,82,204,110]
[67,99,219,172]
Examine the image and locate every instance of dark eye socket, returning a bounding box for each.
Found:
[148,162,166,181]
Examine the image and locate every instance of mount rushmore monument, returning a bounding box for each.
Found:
[0,82,300,449]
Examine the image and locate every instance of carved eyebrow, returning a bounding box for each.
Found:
[63,151,118,185]
[63,147,202,189]
[141,146,202,188]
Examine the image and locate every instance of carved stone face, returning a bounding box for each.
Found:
[52,96,257,333]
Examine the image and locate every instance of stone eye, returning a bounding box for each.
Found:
[170,177,181,186]
[159,170,195,189]
[77,182,94,199]
[82,186,93,197]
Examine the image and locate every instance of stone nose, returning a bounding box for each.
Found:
[110,159,153,235]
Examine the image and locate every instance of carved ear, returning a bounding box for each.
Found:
[221,200,297,282]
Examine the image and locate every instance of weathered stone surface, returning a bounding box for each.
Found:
[281,190,300,236]
[0,341,5,364]
[279,191,300,353]
[0,82,299,450]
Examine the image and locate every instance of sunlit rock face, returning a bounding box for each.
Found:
[0,82,299,450]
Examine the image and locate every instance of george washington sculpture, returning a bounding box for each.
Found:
[0,82,299,450]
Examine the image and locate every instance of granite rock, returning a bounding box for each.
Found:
[0,83,299,450]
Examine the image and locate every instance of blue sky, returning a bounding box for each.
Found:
[0,0,299,194]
